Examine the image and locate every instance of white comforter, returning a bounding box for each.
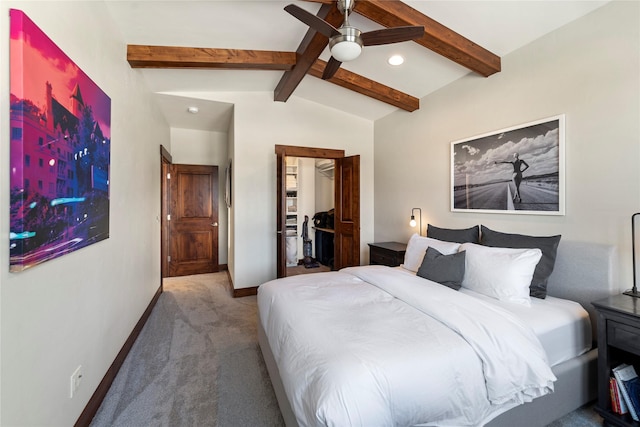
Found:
[258,265,556,427]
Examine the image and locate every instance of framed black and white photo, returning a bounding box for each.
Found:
[451,115,565,215]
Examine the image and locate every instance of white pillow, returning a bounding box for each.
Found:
[460,243,542,306]
[402,234,461,273]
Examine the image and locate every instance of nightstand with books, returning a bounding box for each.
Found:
[592,294,640,426]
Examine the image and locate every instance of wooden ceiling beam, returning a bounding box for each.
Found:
[304,0,501,77]
[355,0,500,77]
[127,45,296,70]
[126,44,418,111]
[127,1,500,114]
[274,3,344,102]
[309,60,419,112]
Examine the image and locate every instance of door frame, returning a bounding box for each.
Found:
[160,145,172,285]
[275,145,347,278]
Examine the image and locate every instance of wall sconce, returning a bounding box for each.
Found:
[409,207,422,236]
[624,212,640,297]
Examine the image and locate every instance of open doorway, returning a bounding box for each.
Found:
[285,156,334,277]
[275,145,360,279]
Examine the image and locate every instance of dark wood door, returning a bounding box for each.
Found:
[168,164,219,276]
[334,155,360,269]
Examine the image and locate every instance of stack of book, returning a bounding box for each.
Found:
[610,363,640,421]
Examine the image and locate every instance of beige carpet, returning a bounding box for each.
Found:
[90,272,284,426]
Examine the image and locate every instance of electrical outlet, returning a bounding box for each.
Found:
[70,365,83,398]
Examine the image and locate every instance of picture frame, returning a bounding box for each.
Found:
[9,9,111,271]
[451,115,565,215]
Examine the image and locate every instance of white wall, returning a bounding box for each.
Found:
[374,1,639,288]
[315,164,335,213]
[1,2,169,425]
[232,93,374,288]
[169,128,229,264]
[168,92,375,289]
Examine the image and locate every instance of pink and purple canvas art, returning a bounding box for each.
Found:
[9,9,111,272]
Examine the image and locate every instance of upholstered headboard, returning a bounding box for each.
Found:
[545,240,619,341]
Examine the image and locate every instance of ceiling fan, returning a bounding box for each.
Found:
[127,1,500,112]
[285,0,424,79]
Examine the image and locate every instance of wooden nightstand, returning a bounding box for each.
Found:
[592,294,640,426]
[368,242,407,267]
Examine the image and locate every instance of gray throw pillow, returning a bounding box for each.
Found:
[416,247,466,290]
[480,225,561,299]
[427,224,480,244]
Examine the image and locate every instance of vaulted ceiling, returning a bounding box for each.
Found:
[106,1,610,131]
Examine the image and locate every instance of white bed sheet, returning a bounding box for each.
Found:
[392,266,593,367]
[258,266,569,427]
[460,289,591,366]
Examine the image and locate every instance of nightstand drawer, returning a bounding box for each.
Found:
[368,242,407,267]
[608,319,640,354]
[370,249,398,266]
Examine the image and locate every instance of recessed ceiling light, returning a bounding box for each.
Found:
[187,106,199,114]
[388,55,404,66]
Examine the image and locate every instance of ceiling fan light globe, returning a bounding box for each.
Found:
[330,26,363,62]
[330,40,362,62]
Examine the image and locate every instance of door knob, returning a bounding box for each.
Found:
[211,222,218,227]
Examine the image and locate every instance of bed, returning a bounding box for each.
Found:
[258,231,618,427]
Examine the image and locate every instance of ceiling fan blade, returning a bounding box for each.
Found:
[284,4,340,39]
[361,26,424,46]
[322,57,343,80]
